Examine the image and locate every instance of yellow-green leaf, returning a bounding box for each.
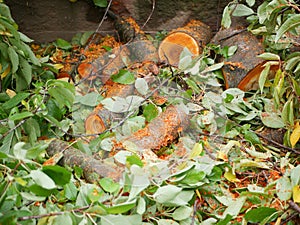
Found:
[224,168,240,183]
[1,64,11,79]
[293,185,300,203]
[290,122,300,148]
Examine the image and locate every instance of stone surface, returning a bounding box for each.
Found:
[6,0,231,43]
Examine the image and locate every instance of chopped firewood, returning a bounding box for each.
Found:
[47,139,123,182]
[119,105,190,151]
[158,20,212,66]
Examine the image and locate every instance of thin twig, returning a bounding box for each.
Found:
[288,200,300,213]
[17,205,90,221]
[141,0,156,29]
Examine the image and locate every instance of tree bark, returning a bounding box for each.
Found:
[119,105,190,151]
[47,139,123,182]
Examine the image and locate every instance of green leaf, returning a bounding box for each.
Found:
[48,85,74,109]
[276,176,292,201]
[111,69,135,84]
[291,165,300,187]
[22,42,41,66]
[153,185,194,206]
[285,55,300,72]
[216,214,233,225]
[17,56,32,90]
[80,31,94,46]
[76,92,102,107]
[257,1,269,24]
[23,117,41,145]
[128,165,150,200]
[185,78,201,94]
[2,92,30,110]
[282,100,294,126]
[244,207,277,223]
[9,111,33,121]
[126,154,144,167]
[55,38,72,50]
[20,192,46,202]
[275,14,300,42]
[135,77,148,95]
[30,170,57,190]
[259,63,270,93]
[153,185,182,203]
[0,131,13,154]
[19,32,34,43]
[13,142,27,159]
[105,200,136,214]
[179,47,193,70]
[202,62,224,73]
[99,177,120,193]
[0,17,20,40]
[244,130,261,145]
[143,103,159,122]
[64,182,78,201]
[42,165,72,186]
[222,196,246,218]
[100,214,142,225]
[257,53,280,61]
[172,206,193,221]
[93,0,108,7]
[260,112,285,128]
[52,213,73,225]
[157,219,179,225]
[232,4,254,16]
[221,5,231,28]
[26,142,49,159]
[7,46,19,73]
[136,197,146,215]
[246,0,255,7]
[0,3,14,21]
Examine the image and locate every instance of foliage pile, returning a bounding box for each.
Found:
[0,0,300,225]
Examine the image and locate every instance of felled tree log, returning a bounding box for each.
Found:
[84,64,159,135]
[47,139,123,182]
[158,20,212,66]
[84,81,135,135]
[211,19,278,91]
[119,105,190,151]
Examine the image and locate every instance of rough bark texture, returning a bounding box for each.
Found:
[211,20,265,91]
[119,105,190,151]
[47,139,123,182]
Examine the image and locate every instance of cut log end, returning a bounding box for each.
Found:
[237,63,280,91]
[158,32,200,66]
[158,19,212,66]
[85,112,107,135]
